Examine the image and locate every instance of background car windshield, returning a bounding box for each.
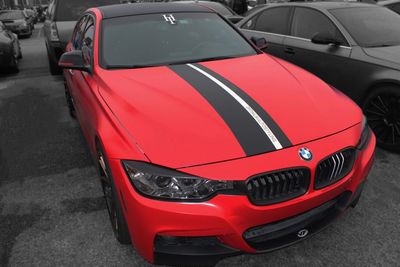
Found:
[330,7,400,47]
[101,12,256,68]
[56,0,122,21]
[0,11,25,20]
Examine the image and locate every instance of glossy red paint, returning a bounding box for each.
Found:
[61,6,375,265]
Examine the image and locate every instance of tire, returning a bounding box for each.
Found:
[46,47,62,75]
[64,79,76,118]
[97,143,132,245]
[363,86,400,152]
[9,54,19,73]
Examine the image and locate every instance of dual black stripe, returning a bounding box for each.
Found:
[169,64,292,156]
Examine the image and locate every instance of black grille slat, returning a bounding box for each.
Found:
[246,168,310,205]
[315,148,356,189]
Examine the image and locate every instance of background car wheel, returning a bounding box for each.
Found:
[10,55,19,73]
[47,51,62,75]
[97,143,132,245]
[64,80,76,118]
[363,86,400,152]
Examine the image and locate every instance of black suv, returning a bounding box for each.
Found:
[43,0,122,75]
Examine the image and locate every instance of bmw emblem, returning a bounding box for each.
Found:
[299,148,313,161]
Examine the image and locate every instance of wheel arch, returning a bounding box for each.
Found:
[363,79,400,106]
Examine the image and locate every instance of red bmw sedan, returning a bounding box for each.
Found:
[59,3,375,266]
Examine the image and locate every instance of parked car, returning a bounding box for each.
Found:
[44,0,123,75]
[379,0,400,13]
[171,0,243,22]
[0,21,21,72]
[59,3,375,266]
[239,2,400,152]
[24,8,38,24]
[0,10,33,38]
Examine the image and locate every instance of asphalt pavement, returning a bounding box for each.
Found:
[0,24,399,267]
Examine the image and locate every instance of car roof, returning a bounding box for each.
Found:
[98,3,214,19]
[253,1,378,11]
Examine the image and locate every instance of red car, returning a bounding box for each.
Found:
[59,3,375,266]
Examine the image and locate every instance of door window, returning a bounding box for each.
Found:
[72,16,88,50]
[291,7,347,45]
[389,3,400,14]
[81,17,95,65]
[242,7,291,35]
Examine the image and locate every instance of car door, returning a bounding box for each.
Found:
[240,7,292,59]
[282,7,352,87]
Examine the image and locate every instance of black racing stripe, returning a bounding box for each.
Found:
[193,63,292,148]
[169,64,276,156]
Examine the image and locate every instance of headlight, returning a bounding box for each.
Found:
[357,115,371,150]
[122,161,234,201]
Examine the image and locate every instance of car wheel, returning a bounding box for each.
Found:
[10,54,19,73]
[97,144,132,245]
[46,48,62,75]
[363,86,400,152]
[64,79,76,118]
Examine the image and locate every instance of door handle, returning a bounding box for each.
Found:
[284,47,295,55]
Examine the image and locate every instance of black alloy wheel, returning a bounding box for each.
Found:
[97,145,131,244]
[364,86,400,152]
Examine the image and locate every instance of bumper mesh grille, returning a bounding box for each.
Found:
[314,148,356,189]
[245,168,310,205]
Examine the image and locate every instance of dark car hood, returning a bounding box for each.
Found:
[363,45,400,68]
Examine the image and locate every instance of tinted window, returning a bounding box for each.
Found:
[0,11,25,20]
[389,3,400,14]
[82,18,95,65]
[72,16,88,50]
[202,2,235,16]
[101,12,256,68]
[331,7,400,47]
[245,7,291,35]
[55,0,122,21]
[291,7,346,45]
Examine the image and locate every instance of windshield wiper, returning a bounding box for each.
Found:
[365,43,395,48]
[105,64,161,70]
[168,56,237,66]
[105,56,238,69]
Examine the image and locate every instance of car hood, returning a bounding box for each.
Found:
[98,54,361,168]
[363,45,400,68]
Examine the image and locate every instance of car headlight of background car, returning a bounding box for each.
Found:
[357,115,371,150]
[122,161,234,201]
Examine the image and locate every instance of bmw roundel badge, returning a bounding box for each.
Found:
[299,148,313,161]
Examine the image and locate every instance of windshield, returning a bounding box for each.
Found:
[330,7,400,47]
[56,0,122,21]
[101,12,257,68]
[0,11,25,20]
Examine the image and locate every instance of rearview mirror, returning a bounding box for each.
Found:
[58,50,90,72]
[250,37,268,50]
[311,32,341,46]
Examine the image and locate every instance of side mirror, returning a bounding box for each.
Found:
[248,0,257,7]
[251,36,268,50]
[227,15,244,24]
[58,50,90,72]
[311,32,341,46]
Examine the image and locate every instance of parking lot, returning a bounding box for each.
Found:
[0,23,400,267]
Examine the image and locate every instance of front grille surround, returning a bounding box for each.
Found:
[245,168,311,206]
[314,148,356,189]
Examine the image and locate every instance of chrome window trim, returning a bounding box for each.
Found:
[242,29,352,50]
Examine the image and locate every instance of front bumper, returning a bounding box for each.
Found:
[108,125,375,266]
